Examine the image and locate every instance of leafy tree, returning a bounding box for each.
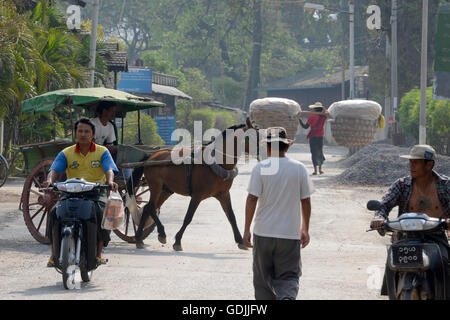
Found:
[399,87,450,154]
[122,111,164,146]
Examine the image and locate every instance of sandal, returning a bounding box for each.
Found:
[47,258,56,268]
[96,257,108,265]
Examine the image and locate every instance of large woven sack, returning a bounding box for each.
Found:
[249,97,301,140]
[328,100,382,148]
[330,117,379,147]
[328,99,382,121]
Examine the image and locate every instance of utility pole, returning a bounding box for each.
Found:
[0,119,3,154]
[349,0,355,99]
[391,0,398,134]
[89,0,100,87]
[419,0,428,144]
[385,34,391,140]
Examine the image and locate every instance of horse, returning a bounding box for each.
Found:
[126,118,258,251]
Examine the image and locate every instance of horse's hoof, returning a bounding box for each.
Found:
[173,244,183,251]
[158,236,167,244]
[136,242,145,249]
[238,243,249,250]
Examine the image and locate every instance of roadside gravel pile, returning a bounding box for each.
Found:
[335,144,450,186]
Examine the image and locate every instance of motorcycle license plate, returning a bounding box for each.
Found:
[392,245,423,266]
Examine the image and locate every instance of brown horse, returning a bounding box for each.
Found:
[126,119,258,251]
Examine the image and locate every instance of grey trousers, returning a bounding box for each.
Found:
[253,235,302,300]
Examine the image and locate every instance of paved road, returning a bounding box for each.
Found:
[0,144,389,299]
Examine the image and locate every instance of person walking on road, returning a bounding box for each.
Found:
[298,102,329,175]
[244,127,313,300]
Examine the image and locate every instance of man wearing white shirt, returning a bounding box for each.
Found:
[90,101,118,155]
[244,127,313,300]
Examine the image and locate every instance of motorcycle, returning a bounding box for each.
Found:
[48,179,110,289]
[367,200,449,300]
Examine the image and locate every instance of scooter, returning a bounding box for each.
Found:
[49,179,110,289]
[367,200,449,300]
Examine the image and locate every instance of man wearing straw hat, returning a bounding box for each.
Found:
[244,127,313,300]
[298,102,329,175]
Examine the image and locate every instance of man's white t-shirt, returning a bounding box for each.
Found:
[247,157,313,240]
[90,117,116,145]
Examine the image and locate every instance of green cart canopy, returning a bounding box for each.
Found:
[21,87,165,114]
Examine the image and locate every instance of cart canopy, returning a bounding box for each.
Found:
[22,87,165,114]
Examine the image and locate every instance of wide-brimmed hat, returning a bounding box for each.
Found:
[308,101,326,110]
[400,144,436,161]
[262,127,294,145]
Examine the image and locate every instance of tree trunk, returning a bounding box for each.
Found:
[244,0,263,112]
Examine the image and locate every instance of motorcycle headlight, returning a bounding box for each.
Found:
[423,219,441,230]
[56,183,95,193]
[400,219,425,231]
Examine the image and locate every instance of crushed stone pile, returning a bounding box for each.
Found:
[335,144,450,186]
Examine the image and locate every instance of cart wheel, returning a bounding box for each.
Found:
[114,179,154,243]
[22,159,60,244]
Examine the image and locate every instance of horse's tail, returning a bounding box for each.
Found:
[126,155,148,196]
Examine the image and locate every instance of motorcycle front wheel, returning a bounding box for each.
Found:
[399,288,421,300]
[80,267,93,282]
[61,235,77,290]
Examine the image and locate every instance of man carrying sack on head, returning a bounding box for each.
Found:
[298,102,329,175]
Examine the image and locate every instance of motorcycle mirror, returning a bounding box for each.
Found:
[367,200,382,211]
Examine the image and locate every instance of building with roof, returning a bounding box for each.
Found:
[117,66,192,145]
[257,66,369,109]
[256,66,371,144]
[97,42,129,89]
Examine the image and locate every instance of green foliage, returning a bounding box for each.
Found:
[399,87,450,154]
[213,110,235,131]
[0,0,109,154]
[122,112,164,146]
[141,51,173,74]
[190,109,216,134]
[212,76,244,107]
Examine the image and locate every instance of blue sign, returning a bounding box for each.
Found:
[118,68,152,93]
[155,116,176,145]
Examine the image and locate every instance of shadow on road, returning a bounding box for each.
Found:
[106,242,248,261]
[9,282,102,297]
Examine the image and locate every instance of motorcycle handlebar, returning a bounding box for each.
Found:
[39,184,112,192]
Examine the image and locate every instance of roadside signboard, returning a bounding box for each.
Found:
[118,68,152,94]
[155,116,176,146]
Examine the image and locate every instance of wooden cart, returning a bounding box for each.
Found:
[19,88,166,244]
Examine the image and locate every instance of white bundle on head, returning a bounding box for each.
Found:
[328,99,382,121]
[249,97,302,140]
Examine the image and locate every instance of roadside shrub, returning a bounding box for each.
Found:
[399,87,450,155]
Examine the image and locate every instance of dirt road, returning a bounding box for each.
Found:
[0,144,390,300]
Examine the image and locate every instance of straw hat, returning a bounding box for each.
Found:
[308,102,326,110]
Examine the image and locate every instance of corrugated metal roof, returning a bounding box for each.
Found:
[151,83,192,100]
[258,66,368,91]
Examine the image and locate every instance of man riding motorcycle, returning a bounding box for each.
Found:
[44,118,119,267]
[370,144,449,298]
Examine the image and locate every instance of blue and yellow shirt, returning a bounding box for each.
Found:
[50,142,118,184]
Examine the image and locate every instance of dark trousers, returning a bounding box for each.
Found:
[253,235,302,300]
[309,137,325,167]
[47,197,111,249]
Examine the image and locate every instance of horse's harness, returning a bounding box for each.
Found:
[184,125,256,196]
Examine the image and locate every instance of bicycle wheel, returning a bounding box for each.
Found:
[0,155,8,188]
